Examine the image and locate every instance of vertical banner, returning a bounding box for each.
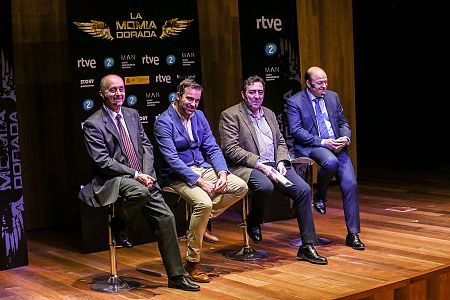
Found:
[66,0,202,251]
[1,0,29,270]
[238,0,301,149]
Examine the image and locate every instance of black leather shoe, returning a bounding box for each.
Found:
[346,233,365,250]
[110,218,133,248]
[246,223,262,243]
[313,199,326,214]
[168,275,200,291]
[297,244,328,265]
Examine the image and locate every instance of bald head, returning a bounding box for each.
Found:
[305,66,328,97]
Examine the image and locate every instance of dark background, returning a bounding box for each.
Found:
[353,0,450,164]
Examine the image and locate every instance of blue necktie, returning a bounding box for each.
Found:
[313,98,332,139]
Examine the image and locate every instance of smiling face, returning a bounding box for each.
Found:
[100,75,125,112]
[176,86,202,119]
[306,67,328,98]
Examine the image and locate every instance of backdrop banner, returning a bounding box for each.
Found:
[0,0,29,270]
[238,0,301,149]
[66,0,202,252]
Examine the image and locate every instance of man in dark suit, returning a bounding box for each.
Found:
[218,75,327,264]
[154,78,248,283]
[78,74,200,291]
[287,66,365,250]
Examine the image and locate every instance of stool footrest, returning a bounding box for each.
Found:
[224,246,269,261]
[91,275,140,293]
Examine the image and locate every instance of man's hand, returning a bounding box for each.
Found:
[277,161,287,176]
[196,178,216,197]
[136,173,156,189]
[256,162,277,181]
[214,172,228,193]
[323,138,348,152]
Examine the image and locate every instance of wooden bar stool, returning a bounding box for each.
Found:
[290,157,332,247]
[224,194,269,261]
[90,201,140,292]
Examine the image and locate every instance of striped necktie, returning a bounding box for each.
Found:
[116,114,141,172]
[313,98,333,139]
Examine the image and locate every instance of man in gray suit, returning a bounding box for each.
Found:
[78,74,200,291]
[219,75,327,264]
[287,66,364,250]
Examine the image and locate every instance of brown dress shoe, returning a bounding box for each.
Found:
[203,230,219,243]
[185,261,210,283]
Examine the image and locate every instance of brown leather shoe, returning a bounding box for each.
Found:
[203,230,219,243]
[184,261,210,283]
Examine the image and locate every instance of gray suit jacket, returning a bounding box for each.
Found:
[219,101,289,182]
[78,106,157,207]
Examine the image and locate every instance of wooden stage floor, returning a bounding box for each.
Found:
[1,161,450,299]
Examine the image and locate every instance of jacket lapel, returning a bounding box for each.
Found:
[101,107,122,148]
[238,102,259,149]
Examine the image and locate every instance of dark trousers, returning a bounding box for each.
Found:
[309,148,360,234]
[118,177,185,278]
[247,163,317,244]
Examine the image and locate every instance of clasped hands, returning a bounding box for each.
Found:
[196,172,228,198]
[136,172,156,188]
[324,136,349,152]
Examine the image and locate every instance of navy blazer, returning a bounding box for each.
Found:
[287,89,351,156]
[154,104,229,187]
[79,106,157,207]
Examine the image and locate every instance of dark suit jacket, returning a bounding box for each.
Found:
[154,104,229,187]
[219,101,290,182]
[79,106,157,207]
[287,89,351,156]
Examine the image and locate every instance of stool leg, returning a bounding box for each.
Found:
[90,204,140,293]
[289,162,332,247]
[224,195,269,261]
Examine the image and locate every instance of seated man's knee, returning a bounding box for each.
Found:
[322,156,339,172]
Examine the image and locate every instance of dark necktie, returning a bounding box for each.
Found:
[116,114,141,172]
[313,98,333,139]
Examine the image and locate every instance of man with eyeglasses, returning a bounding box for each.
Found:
[219,75,327,264]
[287,66,365,250]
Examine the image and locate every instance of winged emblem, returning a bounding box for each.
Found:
[160,18,193,39]
[73,20,114,41]
[2,197,25,265]
[1,49,16,101]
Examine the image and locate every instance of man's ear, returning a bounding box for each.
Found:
[241,91,246,100]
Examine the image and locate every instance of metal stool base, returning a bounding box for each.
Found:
[225,246,269,261]
[91,275,140,293]
[289,237,333,247]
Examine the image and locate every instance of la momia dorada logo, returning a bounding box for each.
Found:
[73,12,193,40]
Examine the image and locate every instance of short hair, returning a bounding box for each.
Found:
[176,78,203,97]
[242,75,265,93]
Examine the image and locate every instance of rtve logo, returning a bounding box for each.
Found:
[155,74,171,83]
[256,16,282,32]
[77,58,97,68]
[142,55,160,65]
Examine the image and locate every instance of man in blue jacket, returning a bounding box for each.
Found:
[154,78,248,283]
[287,66,364,250]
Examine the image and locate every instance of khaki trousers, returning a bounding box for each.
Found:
[169,166,248,262]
